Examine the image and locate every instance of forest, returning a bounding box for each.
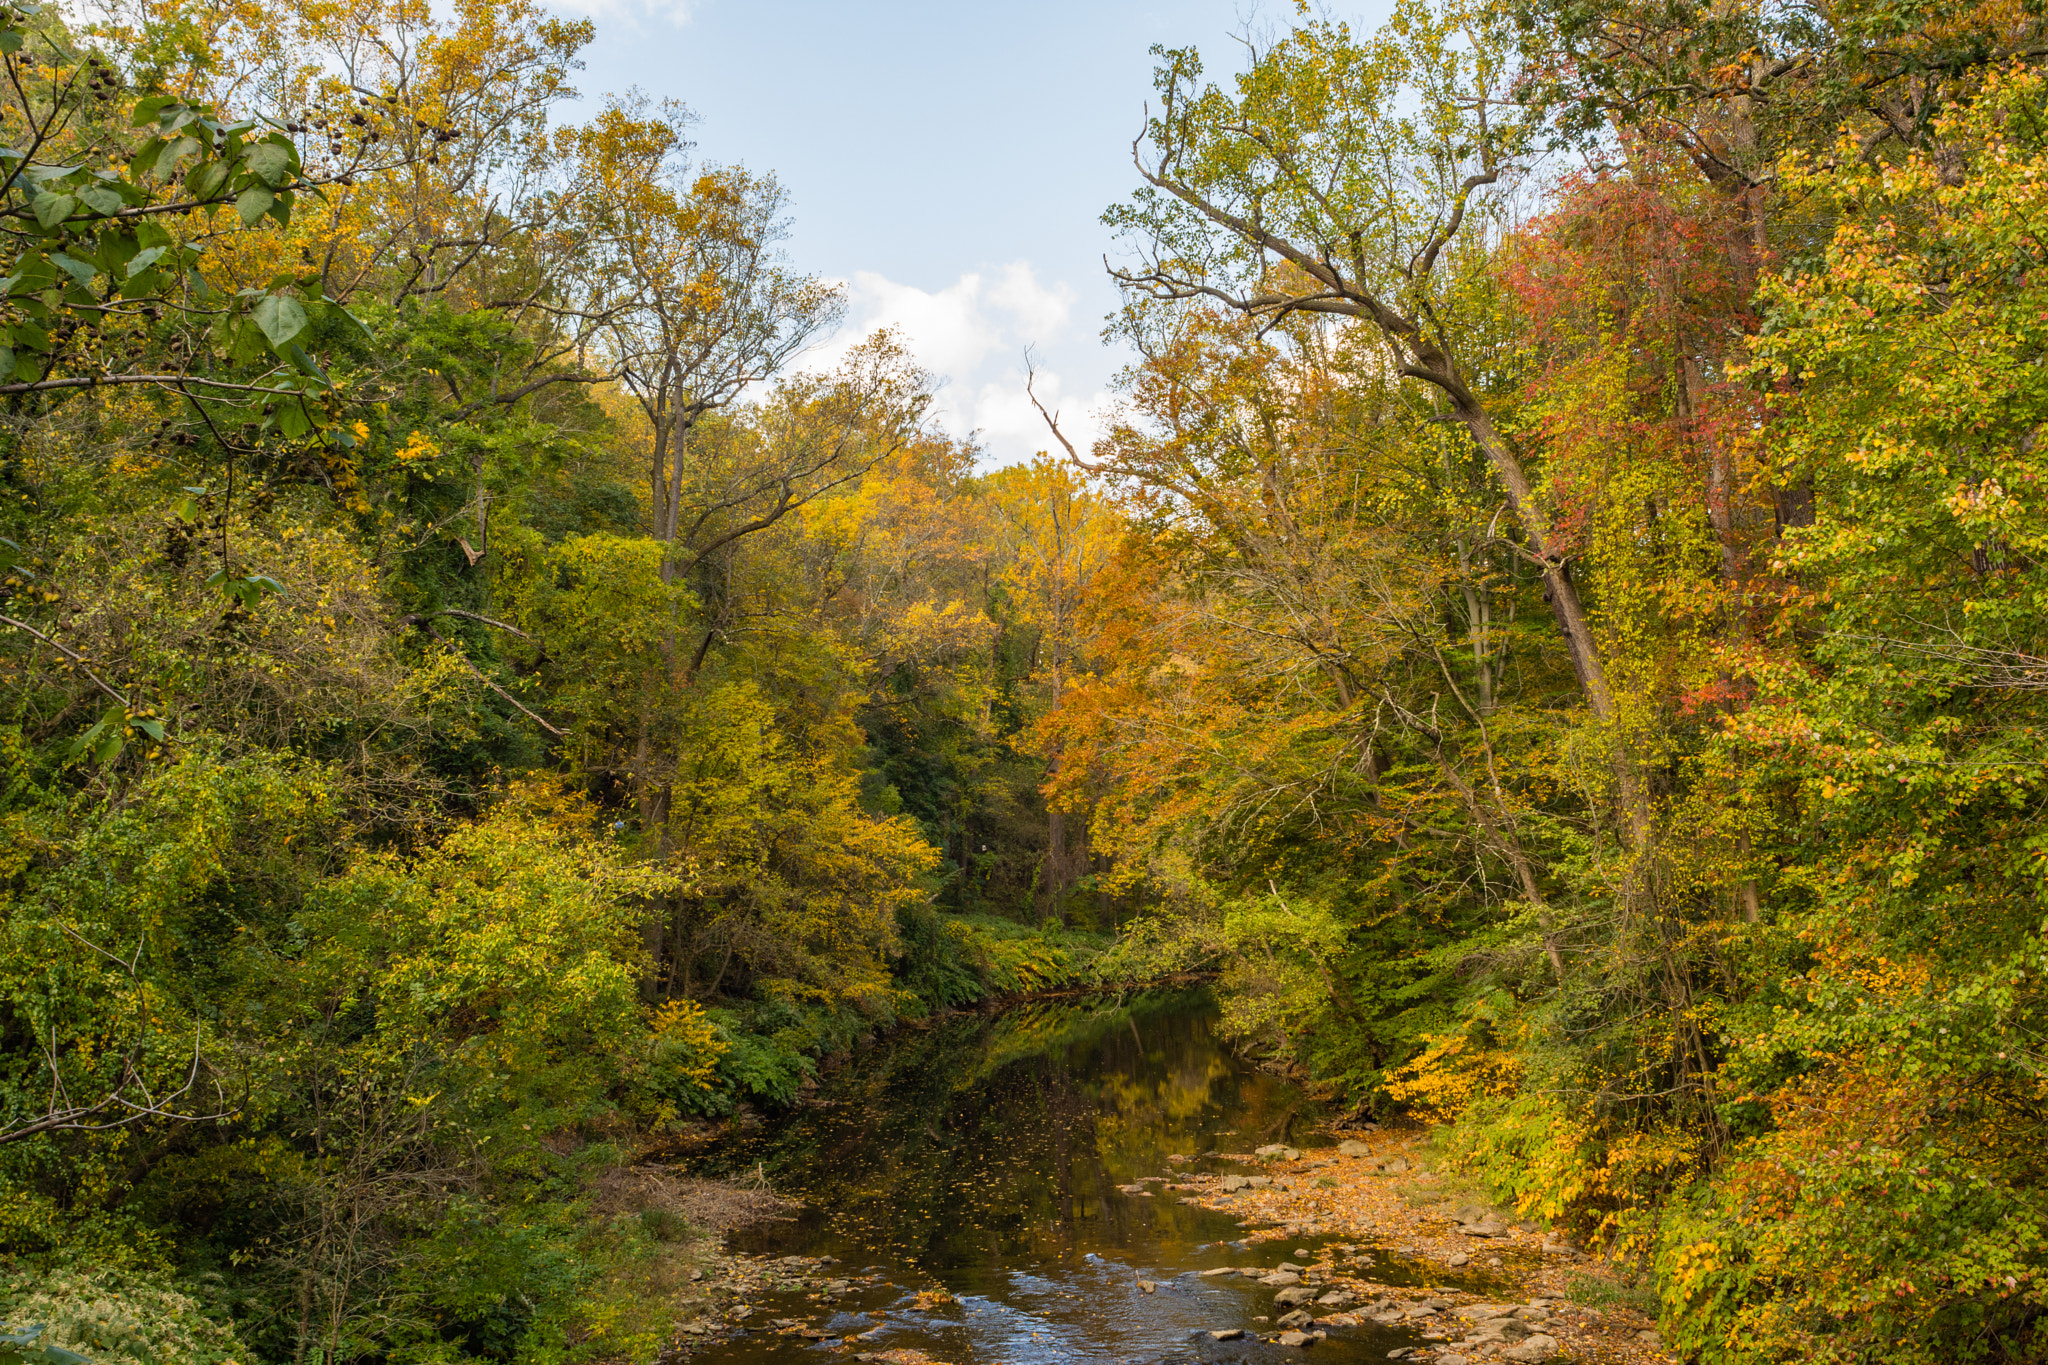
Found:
[0,0,2044,1360]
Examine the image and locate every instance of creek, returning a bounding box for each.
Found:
[686,989,1458,1364]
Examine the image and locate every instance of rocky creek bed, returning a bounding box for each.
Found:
[636,994,1678,1365]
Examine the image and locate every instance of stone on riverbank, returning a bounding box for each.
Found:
[1338,1139,1370,1156]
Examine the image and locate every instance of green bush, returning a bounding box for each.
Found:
[0,1269,249,1365]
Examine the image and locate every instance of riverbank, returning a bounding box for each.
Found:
[1165,1129,1674,1364]
[616,990,1695,1365]
[627,1126,1681,1365]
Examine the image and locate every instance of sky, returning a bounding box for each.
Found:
[548,0,1329,465]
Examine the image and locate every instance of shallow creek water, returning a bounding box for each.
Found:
[685,990,1470,1365]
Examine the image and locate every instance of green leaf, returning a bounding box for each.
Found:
[243,141,293,187]
[131,94,174,127]
[250,294,308,348]
[205,569,283,612]
[153,135,200,180]
[132,717,165,742]
[91,723,125,766]
[228,321,269,364]
[64,707,115,764]
[0,31,22,55]
[235,186,273,227]
[128,136,164,182]
[335,303,375,344]
[125,246,167,278]
[31,192,73,229]
[184,160,227,201]
[277,401,311,438]
[285,341,328,384]
[76,186,123,216]
[49,254,95,287]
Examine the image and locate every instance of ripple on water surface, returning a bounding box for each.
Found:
[688,990,1438,1364]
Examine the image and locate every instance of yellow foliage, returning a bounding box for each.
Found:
[1382,1032,1522,1122]
[649,998,727,1094]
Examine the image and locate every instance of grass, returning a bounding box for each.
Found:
[1563,1270,1660,1316]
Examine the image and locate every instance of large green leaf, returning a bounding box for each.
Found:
[251,294,308,348]
[243,141,294,187]
[30,192,73,228]
[48,254,95,287]
[235,186,273,226]
[184,160,228,201]
[153,135,201,180]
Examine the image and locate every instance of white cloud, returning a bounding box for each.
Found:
[549,0,694,30]
[808,262,1115,468]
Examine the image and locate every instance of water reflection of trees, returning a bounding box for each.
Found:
[716,991,1316,1279]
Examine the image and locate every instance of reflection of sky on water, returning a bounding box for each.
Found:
[695,992,1431,1364]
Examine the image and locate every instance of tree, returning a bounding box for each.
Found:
[1105,7,1634,759]
[566,94,842,564]
[984,455,1121,916]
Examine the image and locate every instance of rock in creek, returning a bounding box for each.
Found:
[1465,1315,1533,1343]
[1502,1335,1559,1361]
[1277,1329,1317,1347]
[1209,1327,1247,1340]
[1260,1271,1304,1287]
[1277,1309,1315,1329]
[1274,1287,1317,1307]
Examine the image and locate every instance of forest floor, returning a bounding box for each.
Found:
[1165,1129,1677,1364]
